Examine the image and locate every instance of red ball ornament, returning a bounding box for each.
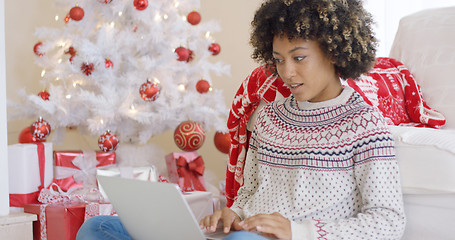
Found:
[33,42,44,57]
[69,6,85,21]
[187,11,201,25]
[139,79,160,101]
[105,58,113,68]
[174,121,206,151]
[31,117,51,141]
[214,131,230,154]
[18,126,46,143]
[81,62,94,76]
[38,89,50,100]
[208,43,221,56]
[133,0,148,10]
[98,130,119,153]
[196,79,210,94]
[175,47,190,61]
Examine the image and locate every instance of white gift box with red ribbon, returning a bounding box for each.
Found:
[8,142,54,207]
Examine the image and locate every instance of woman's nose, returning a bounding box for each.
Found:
[279,62,296,82]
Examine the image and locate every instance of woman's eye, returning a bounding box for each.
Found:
[295,56,306,61]
[273,58,283,63]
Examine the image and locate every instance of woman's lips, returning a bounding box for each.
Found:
[288,83,303,89]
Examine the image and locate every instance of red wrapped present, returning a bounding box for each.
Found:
[84,202,116,221]
[165,152,206,192]
[54,150,116,191]
[8,143,54,207]
[24,203,86,240]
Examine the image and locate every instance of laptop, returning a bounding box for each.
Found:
[97,175,228,240]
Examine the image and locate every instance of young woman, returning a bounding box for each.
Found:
[77,0,405,239]
[200,0,406,239]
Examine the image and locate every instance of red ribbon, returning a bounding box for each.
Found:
[176,156,206,191]
[37,142,45,191]
[10,142,46,207]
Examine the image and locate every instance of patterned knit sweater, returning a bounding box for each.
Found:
[230,87,406,240]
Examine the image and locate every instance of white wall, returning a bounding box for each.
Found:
[364,0,455,57]
[0,0,10,216]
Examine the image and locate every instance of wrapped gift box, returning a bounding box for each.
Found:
[184,191,214,222]
[54,150,116,191]
[24,203,86,240]
[96,166,157,201]
[165,152,206,192]
[9,143,54,207]
[84,202,116,221]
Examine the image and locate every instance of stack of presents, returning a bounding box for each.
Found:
[8,142,225,240]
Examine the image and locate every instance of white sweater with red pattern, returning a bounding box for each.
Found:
[230,87,406,240]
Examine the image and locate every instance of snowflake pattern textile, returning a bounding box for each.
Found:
[346,57,445,128]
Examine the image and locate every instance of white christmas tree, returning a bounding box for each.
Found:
[9,0,230,151]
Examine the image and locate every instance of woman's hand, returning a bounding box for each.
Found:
[199,207,243,234]
[239,212,291,240]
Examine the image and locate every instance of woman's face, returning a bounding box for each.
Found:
[272,36,342,102]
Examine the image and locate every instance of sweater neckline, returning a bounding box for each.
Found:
[291,86,354,111]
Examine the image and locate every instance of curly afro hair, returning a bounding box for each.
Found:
[250,0,377,80]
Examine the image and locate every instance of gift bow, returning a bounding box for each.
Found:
[54,150,99,187]
[38,183,81,204]
[176,156,206,191]
[38,182,103,204]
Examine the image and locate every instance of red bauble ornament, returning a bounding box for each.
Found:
[187,11,201,25]
[139,79,160,101]
[196,79,210,94]
[214,131,230,154]
[69,6,85,21]
[38,89,50,100]
[174,121,205,151]
[175,47,190,61]
[133,0,148,10]
[18,126,46,143]
[81,62,94,76]
[174,47,194,62]
[98,130,119,153]
[31,117,51,141]
[105,58,113,68]
[208,43,221,56]
[33,42,44,57]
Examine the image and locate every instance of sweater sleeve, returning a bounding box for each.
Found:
[230,128,260,220]
[292,110,406,240]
